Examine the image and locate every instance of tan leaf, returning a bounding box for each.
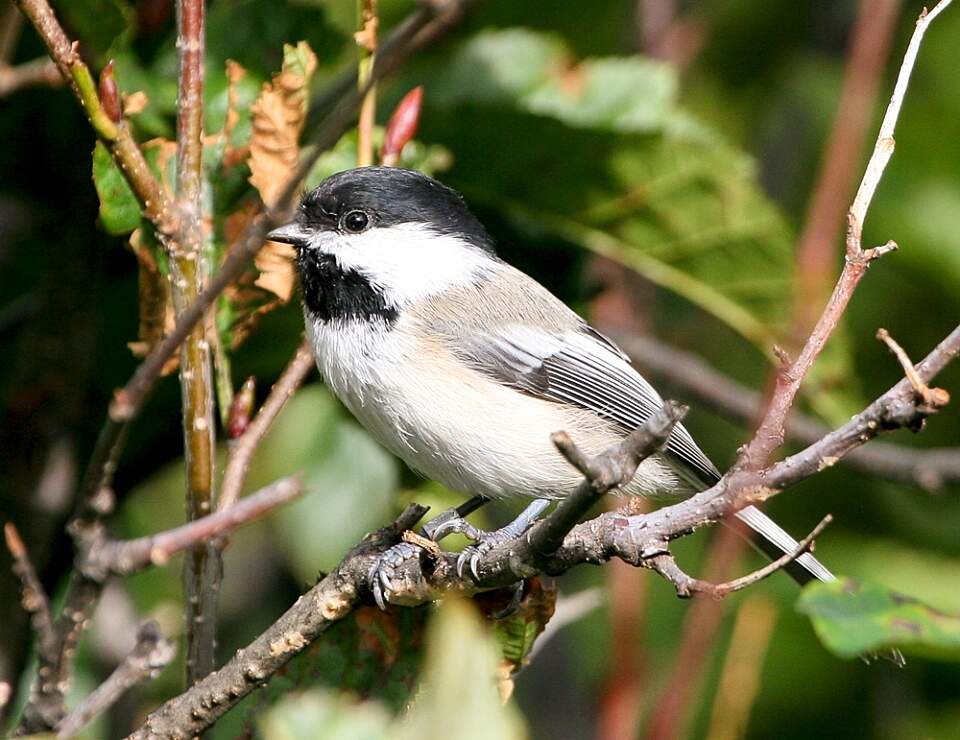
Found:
[248,41,317,208]
[122,90,149,115]
[254,241,297,302]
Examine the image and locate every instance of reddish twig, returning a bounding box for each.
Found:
[87,476,303,576]
[793,0,902,335]
[739,0,951,472]
[217,341,314,513]
[356,0,379,166]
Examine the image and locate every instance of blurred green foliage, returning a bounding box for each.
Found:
[798,579,960,662]
[2,0,960,739]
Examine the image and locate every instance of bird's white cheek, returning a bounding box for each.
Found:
[317,223,492,306]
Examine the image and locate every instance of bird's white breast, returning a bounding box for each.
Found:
[306,313,681,500]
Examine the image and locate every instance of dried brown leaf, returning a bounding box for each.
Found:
[248,42,317,209]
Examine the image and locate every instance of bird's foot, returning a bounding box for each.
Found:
[368,498,488,609]
[368,541,425,610]
[454,499,551,581]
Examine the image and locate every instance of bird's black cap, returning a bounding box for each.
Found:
[271,166,495,253]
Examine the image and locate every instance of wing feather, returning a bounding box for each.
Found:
[448,323,721,489]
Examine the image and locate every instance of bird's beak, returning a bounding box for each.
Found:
[266,222,310,248]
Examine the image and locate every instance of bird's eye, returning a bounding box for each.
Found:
[342,210,370,233]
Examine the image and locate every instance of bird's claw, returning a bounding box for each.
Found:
[368,541,422,610]
[455,527,516,581]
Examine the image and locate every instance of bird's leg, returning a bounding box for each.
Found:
[369,495,488,609]
[454,499,551,581]
[421,494,488,540]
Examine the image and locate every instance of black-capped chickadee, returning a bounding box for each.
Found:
[267,166,834,601]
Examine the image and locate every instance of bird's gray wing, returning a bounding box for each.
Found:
[441,322,721,490]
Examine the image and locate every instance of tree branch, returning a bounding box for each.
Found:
[739,0,952,471]
[56,621,175,739]
[172,0,220,687]
[84,476,303,577]
[217,341,314,513]
[606,329,960,489]
[4,524,56,659]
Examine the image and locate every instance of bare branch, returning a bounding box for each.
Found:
[218,341,314,512]
[606,329,960,489]
[4,523,56,656]
[739,0,952,471]
[90,476,303,576]
[793,0,902,334]
[56,622,175,739]
[531,402,687,557]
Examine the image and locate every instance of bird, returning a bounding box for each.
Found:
[266,165,836,608]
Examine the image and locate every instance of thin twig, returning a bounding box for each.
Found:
[649,514,833,599]
[0,56,61,97]
[356,0,378,166]
[4,523,56,656]
[56,622,175,739]
[91,476,303,576]
[792,0,902,335]
[217,341,314,513]
[877,328,951,410]
[607,329,960,489]
[739,0,952,471]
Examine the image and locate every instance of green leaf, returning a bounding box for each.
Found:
[484,578,557,671]
[92,141,141,235]
[393,599,526,740]
[260,605,430,714]
[426,28,676,133]
[797,578,960,662]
